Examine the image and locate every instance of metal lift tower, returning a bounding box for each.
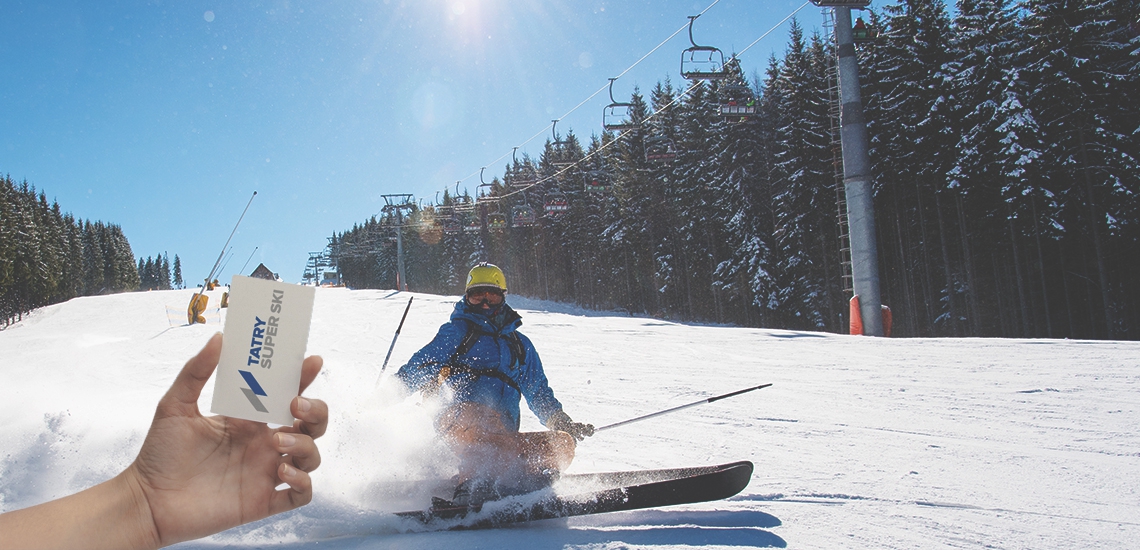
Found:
[814,0,884,336]
[381,194,415,292]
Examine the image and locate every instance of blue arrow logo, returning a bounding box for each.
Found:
[238,370,268,413]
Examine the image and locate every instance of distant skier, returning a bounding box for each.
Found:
[396,263,594,506]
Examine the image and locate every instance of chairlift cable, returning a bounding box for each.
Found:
[429,0,800,209]
[435,0,723,198]
[498,5,802,201]
[736,1,811,59]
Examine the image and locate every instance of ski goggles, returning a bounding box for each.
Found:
[466,288,505,306]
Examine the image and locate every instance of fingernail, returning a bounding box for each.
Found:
[297,397,312,413]
[277,433,296,448]
[282,464,297,479]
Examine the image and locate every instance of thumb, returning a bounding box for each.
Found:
[160,333,223,414]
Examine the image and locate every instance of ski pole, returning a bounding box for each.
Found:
[379,296,414,374]
[595,383,772,433]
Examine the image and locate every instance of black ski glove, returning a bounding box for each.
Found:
[547,410,595,441]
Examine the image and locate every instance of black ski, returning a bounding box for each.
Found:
[395,460,753,529]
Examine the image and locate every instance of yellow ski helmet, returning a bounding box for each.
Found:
[466,262,507,293]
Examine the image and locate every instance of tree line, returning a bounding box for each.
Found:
[137,252,184,291]
[1,175,140,327]
[332,0,1138,340]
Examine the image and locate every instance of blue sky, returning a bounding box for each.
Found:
[1,0,838,284]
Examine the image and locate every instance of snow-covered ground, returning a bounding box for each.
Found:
[2,287,1138,549]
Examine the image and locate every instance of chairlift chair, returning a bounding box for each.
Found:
[511,205,538,227]
[718,83,758,123]
[644,136,678,163]
[852,17,879,42]
[584,170,610,193]
[513,165,538,187]
[462,209,481,233]
[452,181,473,207]
[477,169,499,204]
[549,120,575,169]
[513,164,538,188]
[488,210,508,231]
[544,191,569,217]
[509,148,539,188]
[433,206,458,235]
[551,158,575,170]
[603,78,638,132]
[680,16,729,81]
[442,215,461,235]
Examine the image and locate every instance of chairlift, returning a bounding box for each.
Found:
[544,191,569,217]
[439,207,461,235]
[644,136,678,163]
[718,83,758,123]
[453,181,473,206]
[509,147,539,188]
[680,15,729,81]
[603,78,637,132]
[550,120,575,169]
[477,169,498,204]
[488,209,508,231]
[511,205,538,227]
[462,209,480,233]
[584,170,610,193]
[852,17,879,42]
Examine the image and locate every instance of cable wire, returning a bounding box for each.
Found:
[421,0,802,209]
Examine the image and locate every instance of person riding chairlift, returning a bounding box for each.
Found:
[853,17,871,41]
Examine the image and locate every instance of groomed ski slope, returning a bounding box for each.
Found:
[1,287,1137,549]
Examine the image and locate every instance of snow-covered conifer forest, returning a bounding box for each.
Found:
[0,176,140,327]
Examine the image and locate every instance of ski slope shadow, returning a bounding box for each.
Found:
[530,509,786,549]
[203,508,786,550]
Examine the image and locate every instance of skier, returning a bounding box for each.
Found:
[396,263,594,506]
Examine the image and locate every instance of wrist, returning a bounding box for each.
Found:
[0,463,162,550]
[115,463,162,550]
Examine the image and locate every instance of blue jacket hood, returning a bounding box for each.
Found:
[451,298,523,336]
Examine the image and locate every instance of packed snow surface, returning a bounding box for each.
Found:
[2,287,1138,548]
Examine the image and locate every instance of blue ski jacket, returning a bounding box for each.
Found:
[395,299,564,431]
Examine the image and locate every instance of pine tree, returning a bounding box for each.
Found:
[1023,0,1140,337]
[173,255,183,289]
[766,21,832,329]
[161,253,172,290]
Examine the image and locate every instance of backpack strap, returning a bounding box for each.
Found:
[451,319,525,368]
[442,364,522,394]
[430,320,525,393]
[454,320,482,359]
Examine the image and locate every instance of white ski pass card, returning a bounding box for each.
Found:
[210,275,315,425]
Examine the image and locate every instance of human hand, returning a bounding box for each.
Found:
[125,333,328,548]
[547,410,595,441]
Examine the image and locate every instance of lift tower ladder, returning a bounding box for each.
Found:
[823,8,854,296]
